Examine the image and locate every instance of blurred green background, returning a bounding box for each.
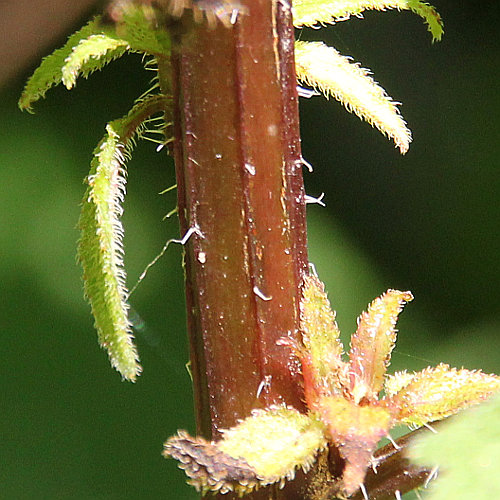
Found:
[1,1,498,498]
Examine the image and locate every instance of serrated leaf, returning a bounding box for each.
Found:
[79,126,140,381]
[164,407,327,494]
[383,368,417,396]
[390,363,500,427]
[409,394,500,500]
[19,17,104,112]
[349,289,413,402]
[164,276,500,498]
[62,35,130,90]
[300,275,344,382]
[163,431,259,496]
[404,0,444,42]
[78,94,167,381]
[218,407,327,486]
[79,125,138,380]
[295,40,412,153]
[292,0,444,42]
[19,9,172,112]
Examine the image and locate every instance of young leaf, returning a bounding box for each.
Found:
[217,407,327,486]
[164,430,259,495]
[292,0,444,42]
[19,6,172,113]
[349,289,413,403]
[78,94,167,381]
[295,40,412,153]
[388,363,500,427]
[61,35,130,90]
[79,125,138,380]
[164,406,327,495]
[300,275,344,382]
[404,0,444,42]
[166,275,500,496]
[383,368,416,395]
[19,17,105,112]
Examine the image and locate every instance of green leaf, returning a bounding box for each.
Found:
[218,407,327,485]
[19,9,171,112]
[388,363,500,427]
[300,275,344,382]
[61,35,130,90]
[295,40,412,153]
[164,406,327,494]
[349,289,413,402]
[292,0,444,42]
[409,394,500,499]
[19,17,105,111]
[78,94,167,381]
[404,0,444,42]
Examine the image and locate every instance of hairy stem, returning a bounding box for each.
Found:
[154,2,441,499]
[350,427,436,500]
[158,0,309,497]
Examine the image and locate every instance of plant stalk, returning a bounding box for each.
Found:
[157,2,435,499]
[350,427,436,500]
[159,0,309,497]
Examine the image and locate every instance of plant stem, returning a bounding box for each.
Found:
[158,0,308,497]
[350,427,435,500]
[156,2,440,498]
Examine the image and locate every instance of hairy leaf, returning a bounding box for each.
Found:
[19,7,172,112]
[293,0,444,42]
[163,430,259,496]
[218,407,327,485]
[164,406,327,494]
[300,275,344,382]
[383,368,416,395]
[19,17,104,112]
[78,94,167,381]
[389,363,500,427]
[295,40,412,153]
[79,125,138,380]
[166,277,500,496]
[62,35,130,90]
[349,289,413,402]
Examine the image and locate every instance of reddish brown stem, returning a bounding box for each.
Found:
[159,2,436,500]
[163,0,308,497]
[350,427,436,500]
